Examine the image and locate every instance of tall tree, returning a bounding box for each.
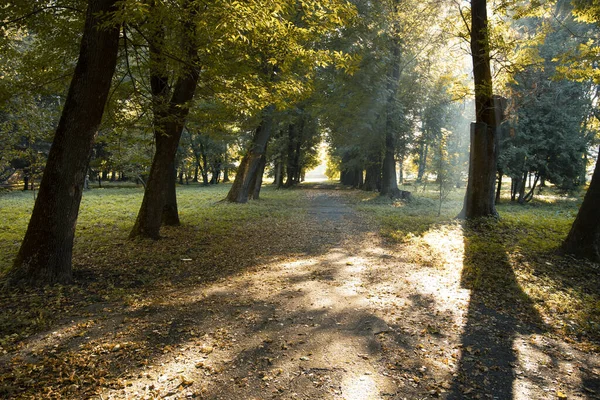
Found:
[561,149,600,261]
[5,0,121,285]
[459,0,499,219]
[129,4,200,239]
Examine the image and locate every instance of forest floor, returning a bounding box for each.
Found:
[0,183,599,399]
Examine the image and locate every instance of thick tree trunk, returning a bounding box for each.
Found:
[561,149,600,261]
[363,160,381,192]
[162,162,180,226]
[249,152,267,200]
[130,76,197,238]
[226,106,274,203]
[129,15,198,239]
[459,0,498,219]
[6,0,120,286]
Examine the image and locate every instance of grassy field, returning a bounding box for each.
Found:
[0,181,598,351]
[351,182,600,348]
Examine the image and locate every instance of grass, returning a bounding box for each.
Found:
[0,181,598,352]
[0,183,313,351]
[351,182,600,349]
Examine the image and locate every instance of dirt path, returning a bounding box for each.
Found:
[5,187,599,399]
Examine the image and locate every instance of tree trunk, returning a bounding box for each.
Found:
[129,13,199,239]
[249,151,267,200]
[380,36,401,198]
[495,169,502,204]
[226,106,274,203]
[130,75,198,238]
[459,0,498,219]
[285,123,299,187]
[417,142,428,183]
[364,160,381,192]
[517,171,527,204]
[162,161,180,226]
[561,148,600,261]
[273,160,283,186]
[6,0,120,286]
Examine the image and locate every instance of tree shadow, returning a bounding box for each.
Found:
[448,221,546,399]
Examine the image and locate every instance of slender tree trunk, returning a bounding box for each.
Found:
[381,38,401,198]
[6,0,120,286]
[417,142,428,183]
[226,106,274,203]
[517,171,527,204]
[285,123,298,187]
[561,148,600,261]
[459,0,498,219]
[495,170,502,204]
[273,160,283,186]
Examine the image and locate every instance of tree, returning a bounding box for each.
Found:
[5,0,121,285]
[459,0,499,219]
[129,3,200,239]
[561,148,600,261]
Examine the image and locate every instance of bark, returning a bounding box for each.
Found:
[273,160,283,187]
[416,142,428,183]
[517,171,527,204]
[223,167,230,183]
[225,106,274,203]
[162,162,180,226]
[495,170,502,204]
[380,36,401,198]
[285,121,303,187]
[561,148,600,261]
[459,0,498,219]
[363,159,381,192]
[130,17,199,238]
[249,150,267,200]
[6,0,120,286]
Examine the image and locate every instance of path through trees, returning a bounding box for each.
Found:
[1,186,597,399]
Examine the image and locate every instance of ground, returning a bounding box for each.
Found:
[0,184,599,399]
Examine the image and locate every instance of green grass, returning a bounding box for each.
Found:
[351,183,599,348]
[0,184,310,275]
[0,183,315,350]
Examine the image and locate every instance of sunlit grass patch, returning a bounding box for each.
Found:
[354,186,599,348]
[0,183,312,350]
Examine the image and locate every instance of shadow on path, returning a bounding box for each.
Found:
[448,222,546,399]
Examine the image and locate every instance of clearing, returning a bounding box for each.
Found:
[0,184,599,399]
